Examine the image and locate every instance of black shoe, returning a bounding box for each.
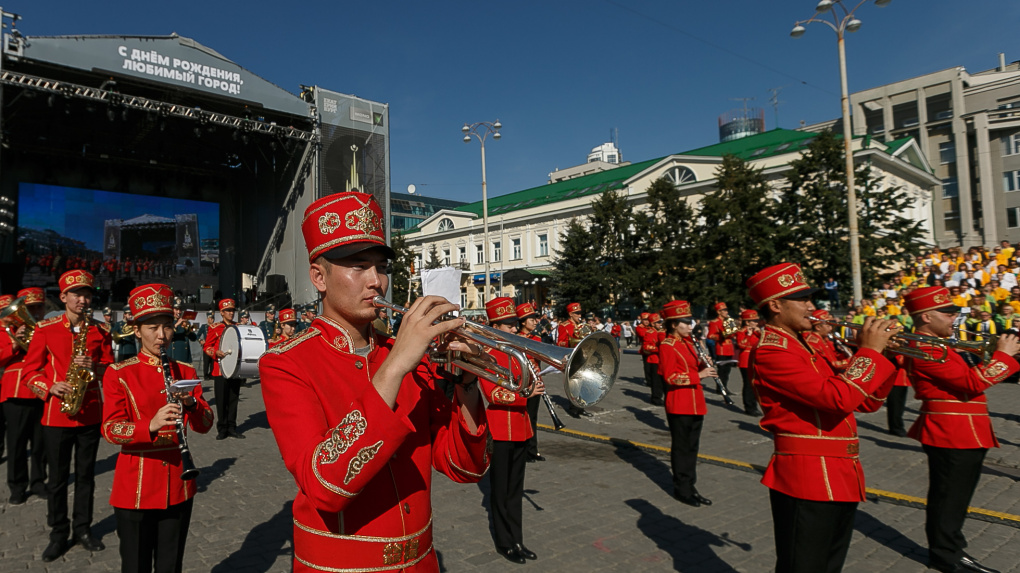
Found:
[692,492,713,506]
[745,408,763,417]
[530,453,546,462]
[514,543,537,560]
[42,539,70,562]
[673,490,701,507]
[75,532,105,552]
[959,555,1000,573]
[579,409,594,418]
[227,430,246,439]
[890,428,908,437]
[216,432,228,440]
[9,492,28,505]
[495,546,527,564]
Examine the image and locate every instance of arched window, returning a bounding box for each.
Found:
[437,218,454,232]
[663,166,697,186]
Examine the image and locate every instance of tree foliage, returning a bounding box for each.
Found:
[632,177,698,309]
[424,243,442,270]
[550,218,603,316]
[388,233,416,306]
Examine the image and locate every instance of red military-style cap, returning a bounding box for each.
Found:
[17,287,45,305]
[278,308,297,323]
[639,312,650,320]
[649,313,662,323]
[58,270,94,294]
[516,302,539,320]
[661,300,692,319]
[128,284,174,322]
[904,286,958,315]
[811,309,834,322]
[218,298,236,311]
[302,191,396,262]
[714,302,727,311]
[567,302,581,314]
[746,262,818,308]
[739,309,760,321]
[0,294,13,308]
[486,297,517,324]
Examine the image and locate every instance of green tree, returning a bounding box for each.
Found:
[424,243,442,270]
[588,189,637,315]
[632,177,698,310]
[389,233,416,306]
[774,130,925,306]
[550,218,603,316]
[695,154,782,309]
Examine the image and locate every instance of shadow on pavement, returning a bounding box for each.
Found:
[612,440,672,497]
[625,498,749,572]
[197,457,237,493]
[237,410,270,433]
[93,450,120,477]
[623,404,668,432]
[211,500,293,573]
[854,507,927,566]
[728,419,771,438]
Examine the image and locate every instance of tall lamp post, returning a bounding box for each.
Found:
[791,0,890,308]
[462,120,502,303]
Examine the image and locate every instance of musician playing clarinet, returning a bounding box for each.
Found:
[101,284,214,573]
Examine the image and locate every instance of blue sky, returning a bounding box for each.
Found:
[15,1,1020,204]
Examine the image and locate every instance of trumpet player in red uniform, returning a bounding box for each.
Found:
[748,263,898,573]
[259,191,489,573]
[558,302,592,417]
[101,283,214,573]
[640,313,665,406]
[801,309,851,374]
[903,286,1020,573]
[516,302,545,463]
[480,297,544,564]
[706,302,736,397]
[734,309,762,416]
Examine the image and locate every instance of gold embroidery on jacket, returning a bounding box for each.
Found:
[315,411,367,465]
[344,440,384,485]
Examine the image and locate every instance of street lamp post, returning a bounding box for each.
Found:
[792,0,890,308]
[462,120,502,304]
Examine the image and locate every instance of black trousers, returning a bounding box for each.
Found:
[886,386,908,433]
[4,399,47,497]
[44,424,101,541]
[666,413,703,497]
[202,354,212,379]
[739,368,759,413]
[923,445,986,570]
[525,396,540,457]
[489,440,527,548]
[213,377,243,434]
[770,488,857,573]
[115,498,194,573]
[643,360,664,402]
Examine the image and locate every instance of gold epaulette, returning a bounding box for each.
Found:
[96,321,111,333]
[758,330,788,349]
[37,316,62,328]
[173,360,194,370]
[660,337,677,347]
[109,356,140,370]
[263,327,319,356]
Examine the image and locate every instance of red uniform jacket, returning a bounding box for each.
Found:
[556,320,579,348]
[202,322,228,377]
[658,336,707,415]
[801,331,850,373]
[635,325,648,341]
[707,318,735,357]
[0,334,30,402]
[751,325,896,502]
[480,349,533,442]
[259,316,490,573]
[905,344,1018,449]
[734,329,760,369]
[640,328,662,364]
[268,335,291,350]
[101,353,214,509]
[22,314,113,427]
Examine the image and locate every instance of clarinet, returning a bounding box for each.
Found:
[159,346,200,481]
[692,331,735,407]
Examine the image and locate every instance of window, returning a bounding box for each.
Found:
[663,166,696,186]
[1008,207,1020,229]
[939,141,955,164]
[538,234,549,257]
[460,291,468,308]
[493,241,501,263]
[442,249,450,266]
[942,178,958,199]
[458,246,467,263]
[512,238,522,260]
[476,244,483,264]
[1005,171,1020,192]
[476,293,484,308]
[437,218,454,232]
[1003,133,1020,157]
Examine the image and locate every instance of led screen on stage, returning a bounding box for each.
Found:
[17,183,220,304]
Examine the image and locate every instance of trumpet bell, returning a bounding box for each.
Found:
[561,331,619,408]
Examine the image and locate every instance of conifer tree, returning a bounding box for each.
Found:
[588,190,637,314]
[550,218,603,316]
[424,243,442,270]
[632,177,698,309]
[389,233,416,306]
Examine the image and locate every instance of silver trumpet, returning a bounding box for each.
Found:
[374,297,620,408]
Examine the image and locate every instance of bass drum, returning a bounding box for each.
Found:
[218,325,267,379]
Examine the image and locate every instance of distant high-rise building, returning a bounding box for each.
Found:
[719,107,766,142]
[587,142,622,164]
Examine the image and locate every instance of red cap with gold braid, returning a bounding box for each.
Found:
[302,191,396,262]
[567,302,581,314]
[904,286,957,315]
[639,312,650,320]
[128,284,174,322]
[811,309,834,322]
[649,313,662,323]
[218,298,236,311]
[515,302,539,320]
[661,300,692,319]
[486,297,517,324]
[746,262,818,308]
[714,302,727,311]
[17,287,45,305]
[58,270,94,294]
[0,294,13,309]
[739,309,760,321]
[278,308,296,323]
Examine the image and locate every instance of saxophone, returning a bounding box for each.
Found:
[60,309,94,416]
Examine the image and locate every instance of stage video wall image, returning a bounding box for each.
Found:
[17,183,220,305]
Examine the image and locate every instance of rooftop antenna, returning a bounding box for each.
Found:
[768,87,786,129]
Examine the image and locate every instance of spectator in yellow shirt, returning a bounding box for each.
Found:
[949,285,971,308]
[989,279,1011,302]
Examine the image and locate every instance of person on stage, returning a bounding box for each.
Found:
[22,270,113,562]
[267,308,297,349]
[259,191,490,573]
[903,286,1020,573]
[734,309,762,416]
[203,298,245,440]
[748,262,898,573]
[657,300,716,507]
[1,287,50,505]
[706,302,737,397]
[480,297,544,564]
[101,284,214,573]
[558,302,593,417]
[516,302,545,463]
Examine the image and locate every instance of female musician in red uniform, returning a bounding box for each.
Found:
[101,283,214,573]
[640,313,665,406]
[657,300,716,507]
[516,302,545,463]
[267,308,297,349]
[734,309,762,416]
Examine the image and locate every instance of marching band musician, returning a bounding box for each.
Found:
[748,263,898,573]
[801,309,851,373]
[267,308,297,349]
[259,305,277,342]
[557,302,592,417]
[734,309,762,417]
[706,302,737,398]
[2,287,50,505]
[516,302,545,463]
[481,297,544,564]
[114,306,139,363]
[101,284,214,573]
[903,286,1020,573]
[0,294,17,467]
[259,191,490,573]
[22,270,113,562]
[203,299,244,440]
[657,300,716,507]
[170,301,197,364]
[640,313,665,407]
